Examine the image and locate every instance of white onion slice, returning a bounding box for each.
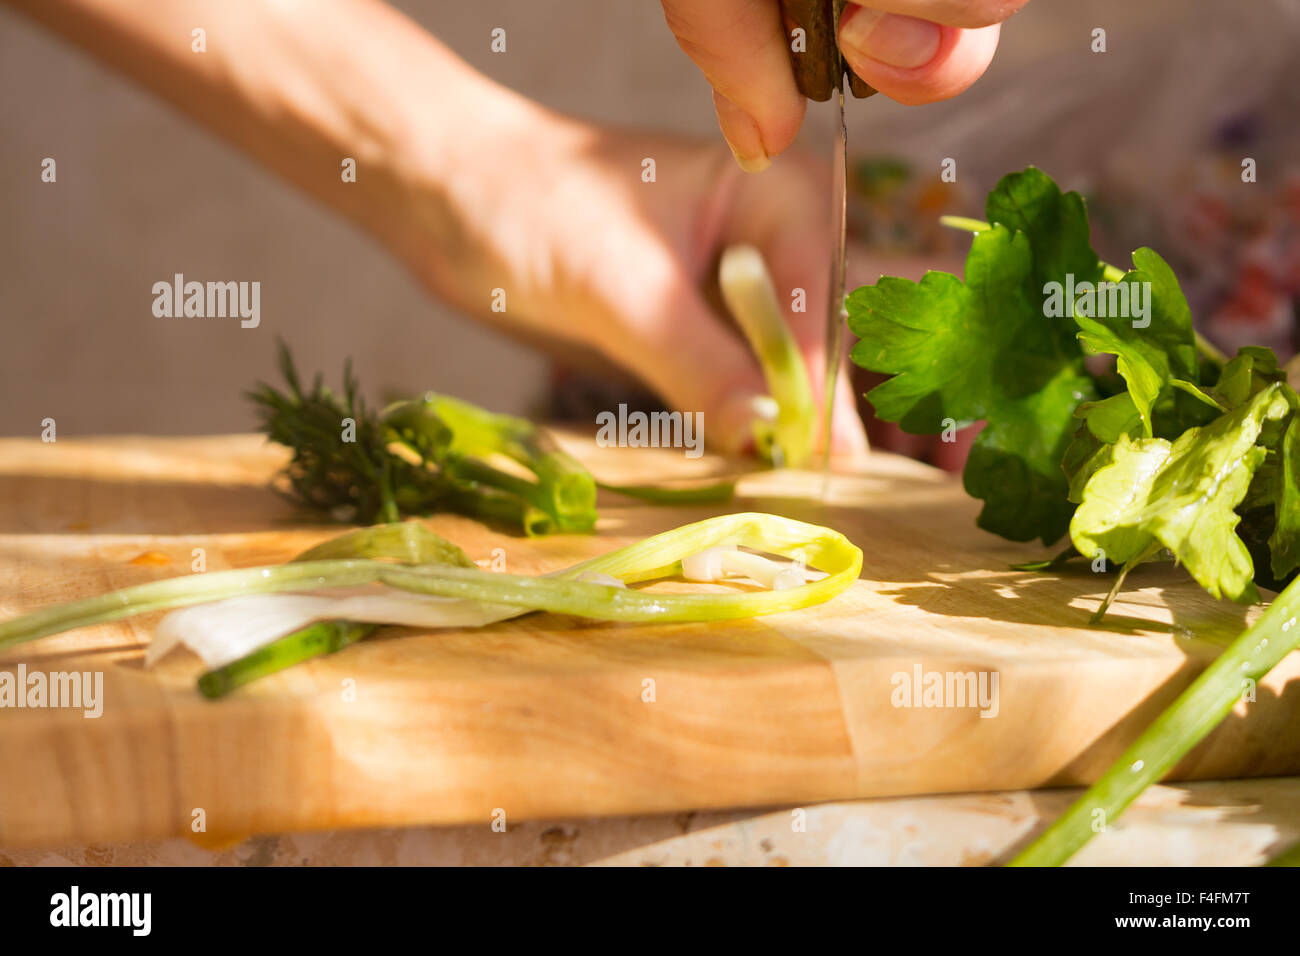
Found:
[680,546,828,588]
[148,589,522,669]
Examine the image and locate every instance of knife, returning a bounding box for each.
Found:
[777,0,875,475]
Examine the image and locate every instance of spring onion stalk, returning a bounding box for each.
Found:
[390,395,739,519]
[1267,841,1300,866]
[371,513,860,621]
[441,485,553,536]
[939,215,1228,366]
[0,561,383,652]
[192,524,468,694]
[1010,571,1300,866]
[177,523,518,671]
[153,590,524,668]
[719,246,817,468]
[399,393,598,532]
[195,542,808,697]
[438,454,562,535]
[197,620,371,699]
[0,513,861,660]
[162,514,520,671]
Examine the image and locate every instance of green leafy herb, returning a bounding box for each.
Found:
[854,166,1300,867]
[251,343,733,535]
[1071,384,1290,612]
[849,167,1300,607]
[849,169,1105,543]
[1268,418,1300,579]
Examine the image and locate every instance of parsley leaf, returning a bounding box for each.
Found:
[1070,383,1291,603]
[984,166,1101,293]
[847,228,1044,431]
[1268,417,1300,580]
[849,165,1300,610]
[848,168,1100,543]
[963,368,1097,543]
[1070,248,1208,436]
[1211,345,1288,409]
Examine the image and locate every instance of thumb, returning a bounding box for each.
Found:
[595,249,772,456]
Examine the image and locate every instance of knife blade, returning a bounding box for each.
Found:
[777,0,873,478]
[820,80,850,482]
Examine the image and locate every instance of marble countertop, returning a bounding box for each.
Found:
[7,777,1298,867]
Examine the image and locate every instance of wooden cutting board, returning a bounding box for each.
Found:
[2,433,1298,848]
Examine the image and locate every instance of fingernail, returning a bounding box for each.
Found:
[713,92,770,173]
[839,6,941,70]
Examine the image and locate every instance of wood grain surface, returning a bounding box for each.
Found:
[1,433,1297,848]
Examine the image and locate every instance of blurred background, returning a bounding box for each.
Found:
[1,0,1297,448]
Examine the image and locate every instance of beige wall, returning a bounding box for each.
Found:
[0,0,1249,435]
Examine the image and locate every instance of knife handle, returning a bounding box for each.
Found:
[778,0,876,101]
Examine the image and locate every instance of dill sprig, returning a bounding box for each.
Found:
[248,343,445,524]
[249,343,733,534]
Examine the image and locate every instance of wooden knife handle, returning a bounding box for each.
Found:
[832,0,876,98]
[778,0,876,101]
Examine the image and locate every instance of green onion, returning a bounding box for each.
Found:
[0,513,861,655]
[719,246,817,468]
[197,620,371,698]
[1267,841,1300,866]
[398,393,598,532]
[1010,570,1300,865]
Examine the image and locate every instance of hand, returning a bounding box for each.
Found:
[396,105,870,459]
[660,0,1028,170]
[11,0,865,460]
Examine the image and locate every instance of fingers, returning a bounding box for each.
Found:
[838,6,1002,105]
[829,362,871,459]
[847,0,1028,30]
[661,0,1023,166]
[603,235,866,460]
[660,0,805,171]
[751,209,870,459]
[596,241,773,456]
